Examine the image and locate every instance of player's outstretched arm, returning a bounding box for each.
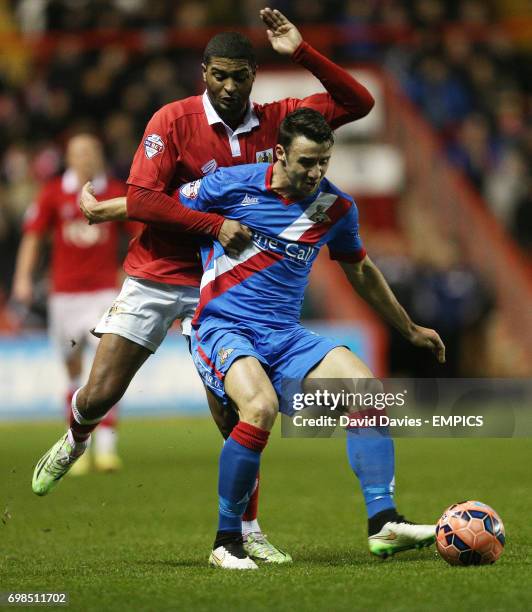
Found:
[127,186,251,254]
[260,7,374,123]
[340,257,446,364]
[80,182,127,224]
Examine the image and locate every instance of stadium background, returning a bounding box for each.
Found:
[0,0,530,419]
[1,2,531,610]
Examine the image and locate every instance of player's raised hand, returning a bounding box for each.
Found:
[409,324,446,364]
[79,181,98,224]
[260,7,303,56]
[218,219,252,257]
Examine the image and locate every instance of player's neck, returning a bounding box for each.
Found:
[217,108,247,131]
[270,162,304,200]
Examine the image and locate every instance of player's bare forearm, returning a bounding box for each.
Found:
[12,233,42,304]
[89,197,127,224]
[340,257,446,363]
[80,182,127,224]
[341,257,414,338]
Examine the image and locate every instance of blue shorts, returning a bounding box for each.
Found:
[191,319,342,413]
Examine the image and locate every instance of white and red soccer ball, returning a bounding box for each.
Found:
[436,501,505,566]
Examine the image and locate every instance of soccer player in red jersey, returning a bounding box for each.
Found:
[31,9,375,563]
[13,134,138,473]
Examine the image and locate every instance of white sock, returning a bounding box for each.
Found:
[94,426,117,455]
[66,429,89,455]
[242,519,261,537]
[71,389,102,426]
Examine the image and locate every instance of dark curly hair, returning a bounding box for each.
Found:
[278,108,334,151]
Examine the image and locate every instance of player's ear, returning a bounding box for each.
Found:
[201,63,207,83]
[275,144,286,165]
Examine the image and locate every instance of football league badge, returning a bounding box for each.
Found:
[180,179,202,199]
[144,134,165,159]
[256,148,274,163]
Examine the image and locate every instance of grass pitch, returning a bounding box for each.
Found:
[1,418,531,611]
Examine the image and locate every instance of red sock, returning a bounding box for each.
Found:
[242,473,260,521]
[229,421,270,451]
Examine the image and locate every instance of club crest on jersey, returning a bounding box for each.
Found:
[309,205,331,224]
[256,148,273,163]
[180,179,202,199]
[201,159,218,175]
[144,134,165,159]
[105,300,124,322]
[218,347,234,365]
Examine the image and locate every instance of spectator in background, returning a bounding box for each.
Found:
[11,134,137,474]
[447,113,499,190]
[406,53,471,135]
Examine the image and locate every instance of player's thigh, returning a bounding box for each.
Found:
[225,357,279,430]
[306,346,374,379]
[305,346,381,403]
[48,293,89,362]
[64,344,84,380]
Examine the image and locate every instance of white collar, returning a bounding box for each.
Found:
[62,168,108,194]
[202,91,259,135]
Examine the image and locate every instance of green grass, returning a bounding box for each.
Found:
[1,419,531,611]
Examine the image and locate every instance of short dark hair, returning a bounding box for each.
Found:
[203,32,256,68]
[278,109,334,151]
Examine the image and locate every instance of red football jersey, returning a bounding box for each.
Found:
[125,41,374,286]
[23,170,131,293]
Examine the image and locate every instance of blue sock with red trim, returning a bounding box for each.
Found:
[218,421,270,533]
[346,426,396,518]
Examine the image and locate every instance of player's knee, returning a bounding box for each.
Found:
[241,391,279,430]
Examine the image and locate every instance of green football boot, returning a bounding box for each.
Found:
[32,433,88,496]
[243,532,293,564]
[368,517,436,558]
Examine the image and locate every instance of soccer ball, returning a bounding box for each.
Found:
[435,501,505,566]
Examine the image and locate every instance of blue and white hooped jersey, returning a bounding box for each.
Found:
[177,163,366,329]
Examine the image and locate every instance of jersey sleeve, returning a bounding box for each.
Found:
[22,184,56,235]
[287,41,375,130]
[177,170,230,213]
[127,105,179,191]
[327,200,367,263]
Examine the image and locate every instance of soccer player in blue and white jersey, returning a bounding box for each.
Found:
[179,108,446,569]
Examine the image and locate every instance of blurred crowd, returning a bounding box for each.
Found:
[0,0,529,373]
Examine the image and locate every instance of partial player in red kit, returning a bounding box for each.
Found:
[13,134,137,473]
[31,9,374,563]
